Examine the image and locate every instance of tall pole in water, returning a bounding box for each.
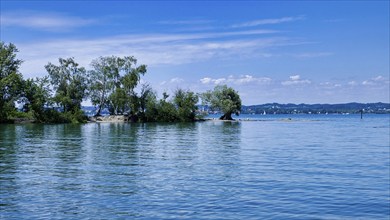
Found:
[360,109,363,119]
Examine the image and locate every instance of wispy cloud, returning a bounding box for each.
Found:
[362,75,389,86]
[160,77,184,86]
[319,82,341,89]
[200,75,272,85]
[348,81,358,86]
[1,11,96,31]
[200,77,226,85]
[232,15,305,28]
[281,75,311,86]
[17,30,294,77]
[170,77,184,83]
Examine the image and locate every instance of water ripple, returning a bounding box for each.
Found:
[0,115,389,219]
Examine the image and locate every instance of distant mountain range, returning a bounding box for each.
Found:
[83,102,390,115]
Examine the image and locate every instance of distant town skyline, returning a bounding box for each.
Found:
[1,1,389,105]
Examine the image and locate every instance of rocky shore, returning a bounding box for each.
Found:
[88,115,129,122]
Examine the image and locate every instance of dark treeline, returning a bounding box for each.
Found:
[0,42,241,123]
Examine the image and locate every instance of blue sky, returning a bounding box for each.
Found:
[1,1,389,105]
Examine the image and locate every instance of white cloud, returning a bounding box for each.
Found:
[170,77,184,83]
[159,77,184,87]
[281,80,311,85]
[373,75,385,81]
[232,15,305,28]
[200,77,226,85]
[289,75,301,80]
[362,80,375,86]
[214,78,226,85]
[361,75,389,86]
[233,75,272,85]
[200,74,272,85]
[282,75,311,85]
[1,11,96,30]
[320,82,341,89]
[200,77,212,84]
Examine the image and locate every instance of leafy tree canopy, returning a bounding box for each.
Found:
[202,85,241,120]
[45,57,88,113]
[89,56,147,116]
[174,89,199,122]
[0,42,24,122]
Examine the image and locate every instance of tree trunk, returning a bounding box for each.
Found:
[94,106,102,117]
[95,91,105,117]
[219,112,233,120]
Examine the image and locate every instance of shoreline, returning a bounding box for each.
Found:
[87,115,289,123]
[6,113,384,124]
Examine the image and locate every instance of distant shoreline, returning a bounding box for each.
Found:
[4,112,388,124]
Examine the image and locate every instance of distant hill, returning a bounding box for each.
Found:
[240,102,390,114]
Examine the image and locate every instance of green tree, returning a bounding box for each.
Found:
[143,92,178,122]
[45,57,88,113]
[22,77,51,122]
[120,56,147,114]
[144,90,159,122]
[89,56,117,116]
[121,56,147,94]
[173,89,199,122]
[156,93,178,122]
[108,87,127,115]
[139,83,154,113]
[202,85,241,120]
[0,42,24,122]
[89,56,146,116]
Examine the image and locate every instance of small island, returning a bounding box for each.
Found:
[0,42,242,124]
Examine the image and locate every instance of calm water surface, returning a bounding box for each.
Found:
[1,115,389,219]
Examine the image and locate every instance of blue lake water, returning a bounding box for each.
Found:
[1,114,389,219]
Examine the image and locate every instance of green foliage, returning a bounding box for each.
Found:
[139,83,153,113]
[89,56,118,116]
[22,77,51,122]
[89,56,147,116]
[9,110,33,120]
[141,90,199,122]
[173,89,199,122]
[202,85,242,120]
[0,42,23,78]
[40,109,69,123]
[156,99,179,122]
[143,92,173,122]
[45,57,88,113]
[144,92,159,122]
[121,57,147,93]
[108,87,127,115]
[64,109,88,123]
[0,42,24,122]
